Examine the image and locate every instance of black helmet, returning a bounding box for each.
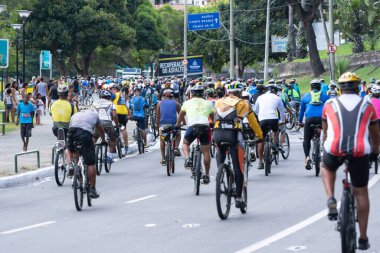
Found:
[310,79,321,90]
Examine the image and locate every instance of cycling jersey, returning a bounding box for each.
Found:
[371,97,380,119]
[247,85,257,95]
[50,99,77,128]
[299,91,329,122]
[322,94,378,157]
[181,98,213,126]
[130,95,148,118]
[286,88,301,102]
[112,92,128,115]
[254,91,285,123]
[159,99,178,125]
[321,83,329,95]
[93,99,115,122]
[359,84,368,98]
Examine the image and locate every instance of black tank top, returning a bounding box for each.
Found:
[51,86,59,100]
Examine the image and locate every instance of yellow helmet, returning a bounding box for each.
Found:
[338,72,361,83]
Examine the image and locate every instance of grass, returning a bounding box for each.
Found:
[0,103,19,134]
[292,42,380,63]
[295,65,380,94]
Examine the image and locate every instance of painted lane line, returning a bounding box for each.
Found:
[1,221,57,235]
[125,195,158,204]
[235,174,380,253]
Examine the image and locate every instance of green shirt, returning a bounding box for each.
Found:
[181,97,213,126]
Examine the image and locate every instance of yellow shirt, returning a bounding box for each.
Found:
[50,99,77,128]
[113,92,128,115]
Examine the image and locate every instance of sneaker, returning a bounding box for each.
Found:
[250,152,256,162]
[202,175,210,184]
[327,197,338,221]
[174,148,181,157]
[305,156,312,170]
[235,197,242,208]
[257,162,264,170]
[358,238,370,250]
[184,158,192,169]
[144,143,149,148]
[160,160,166,166]
[278,144,284,153]
[89,187,100,199]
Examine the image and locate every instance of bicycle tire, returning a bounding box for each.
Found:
[240,185,247,214]
[339,191,357,253]
[104,144,112,173]
[171,141,175,174]
[244,143,251,172]
[314,138,321,177]
[73,166,84,211]
[210,140,216,158]
[117,137,123,159]
[285,114,295,130]
[95,145,103,175]
[54,149,66,186]
[194,151,202,195]
[216,164,232,220]
[137,130,144,154]
[281,132,290,159]
[85,168,92,207]
[166,142,171,176]
[150,114,157,139]
[273,149,279,165]
[264,142,271,176]
[375,157,378,174]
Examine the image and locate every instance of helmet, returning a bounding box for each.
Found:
[100,90,112,99]
[110,83,120,90]
[259,79,264,85]
[329,81,337,88]
[268,79,275,84]
[289,79,296,84]
[205,88,215,95]
[256,84,266,91]
[207,82,214,88]
[370,78,376,83]
[134,85,142,91]
[266,84,278,93]
[320,79,325,83]
[277,83,283,90]
[310,79,321,90]
[226,82,243,93]
[163,88,174,97]
[371,84,380,95]
[191,85,204,96]
[338,72,361,90]
[57,84,69,96]
[241,91,250,99]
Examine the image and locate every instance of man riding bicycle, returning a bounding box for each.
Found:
[176,84,214,184]
[321,72,379,250]
[298,79,329,170]
[214,82,263,208]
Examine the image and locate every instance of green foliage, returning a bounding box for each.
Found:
[334,57,350,77]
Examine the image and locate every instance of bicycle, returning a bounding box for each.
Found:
[161,125,178,176]
[115,127,124,159]
[336,159,357,253]
[279,130,290,160]
[132,119,145,154]
[72,141,92,211]
[285,109,301,131]
[215,142,247,220]
[210,138,216,158]
[310,123,322,177]
[188,126,205,195]
[242,124,256,172]
[263,129,277,176]
[54,128,67,186]
[149,106,158,139]
[95,140,112,175]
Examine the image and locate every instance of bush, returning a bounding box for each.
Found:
[335,57,350,77]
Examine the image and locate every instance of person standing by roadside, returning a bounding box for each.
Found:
[4,86,13,123]
[36,77,48,114]
[11,81,20,122]
[16,94,35,151]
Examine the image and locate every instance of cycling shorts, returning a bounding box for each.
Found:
[93,120,117,142]
[117,114,128,127]
[159,124,178,142]
[184,125,211,145]
[134,116,146,130]
[322,152,370,188]
[66,127,96,166]
[259,119,279,138]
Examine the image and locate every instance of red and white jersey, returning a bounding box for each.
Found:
[322,94,378,157]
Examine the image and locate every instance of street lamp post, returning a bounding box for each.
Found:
[17,10,32,82]
[11,24,22,85]
[57,49,62,77]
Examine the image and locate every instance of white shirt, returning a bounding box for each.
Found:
[254,91,285,122]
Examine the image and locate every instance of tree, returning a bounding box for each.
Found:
[286,0,325,76]
[159,5,184,54]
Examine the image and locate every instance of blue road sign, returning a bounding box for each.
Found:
[188,12,220,31]
[0,39,9,69]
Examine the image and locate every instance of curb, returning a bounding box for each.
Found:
[0,133,155,189]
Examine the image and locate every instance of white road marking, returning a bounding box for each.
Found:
[144,224,157,227]
[235,174,380,253]
[125,195,157,204]
[1,221,56,235]
[182,224,201,228]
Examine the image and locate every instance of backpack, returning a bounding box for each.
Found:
[310,91,322,105]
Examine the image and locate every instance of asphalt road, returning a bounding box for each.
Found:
[1,130,380,253]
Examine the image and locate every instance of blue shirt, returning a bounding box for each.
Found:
[321,83,329,95]
[299,91,329,122]
[160,99,177,125]
[247,86,257,95]
[130,95,148,118]
[17,102,34,124]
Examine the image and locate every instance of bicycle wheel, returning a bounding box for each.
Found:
[104,144,112,173]
[54,149,66,186]
[314,139,321,177]
[73,166,84,211]
[85,168,92,207]
[339,191,357,253]
[285,114,294,130]
[210,140,216,158]
[116,137,123,159]
[166,142,171,176]
[375,156,378,174]
[240,184,247,214]
[264,142,271,176]
[244,143,251,172]
[281,132,290,159]
[216,164,232,220]
[137,131,144,154]
[294,115,301,131]
[95,145,103,175]
[150,113,157,139]
[171,141,175,174]
[273,148,279,165]
[194,151,202,196]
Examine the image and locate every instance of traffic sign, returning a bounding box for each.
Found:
[40,50,52,69]
[328,44,337,54]
[182,59,188,65]
[188,12,220,31]
[0,39,9,69]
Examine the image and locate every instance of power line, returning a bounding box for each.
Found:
[219,1,309,13]
[191,31,229,42]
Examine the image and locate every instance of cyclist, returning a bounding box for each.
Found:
[110,84,130,155]
[253,83,285,170]
[298,79,329,170]
[129,86,149,148]
[92,90,119,161]
[320,78,329,95]
[246,79,256,95]
[327,81,341,98]
[66,110,107,198]
[214,82,263,207]
[176,84,214,184]
[249,80,265,106]
[321,72,379,250]
[370,84,380,120]
[276,82,292,150]
[359,80,368,98]
[156,89,182,165]
[285,80,301,114]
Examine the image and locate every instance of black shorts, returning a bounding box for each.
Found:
[52,127,69,139]
[94,121,117,142]
[117,114,128,127]
[259,119,279,138]
[66,128,96,166]
[20,123,32,138]
[41,96,46,104]
[133,116,146,130]
[322,152,370,188]
[184,125,211,145]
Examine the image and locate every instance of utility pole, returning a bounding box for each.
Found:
[263,0,270,81]
[229,0,234,79]
[235,47,239,79]
[183,0,188,80]
[329,0,335,81]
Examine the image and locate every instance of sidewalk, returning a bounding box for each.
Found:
[0,112,137,177]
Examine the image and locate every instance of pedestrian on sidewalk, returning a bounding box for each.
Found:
[15,94,35,151]
[35,93,44,125]
[36,77,48,114]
